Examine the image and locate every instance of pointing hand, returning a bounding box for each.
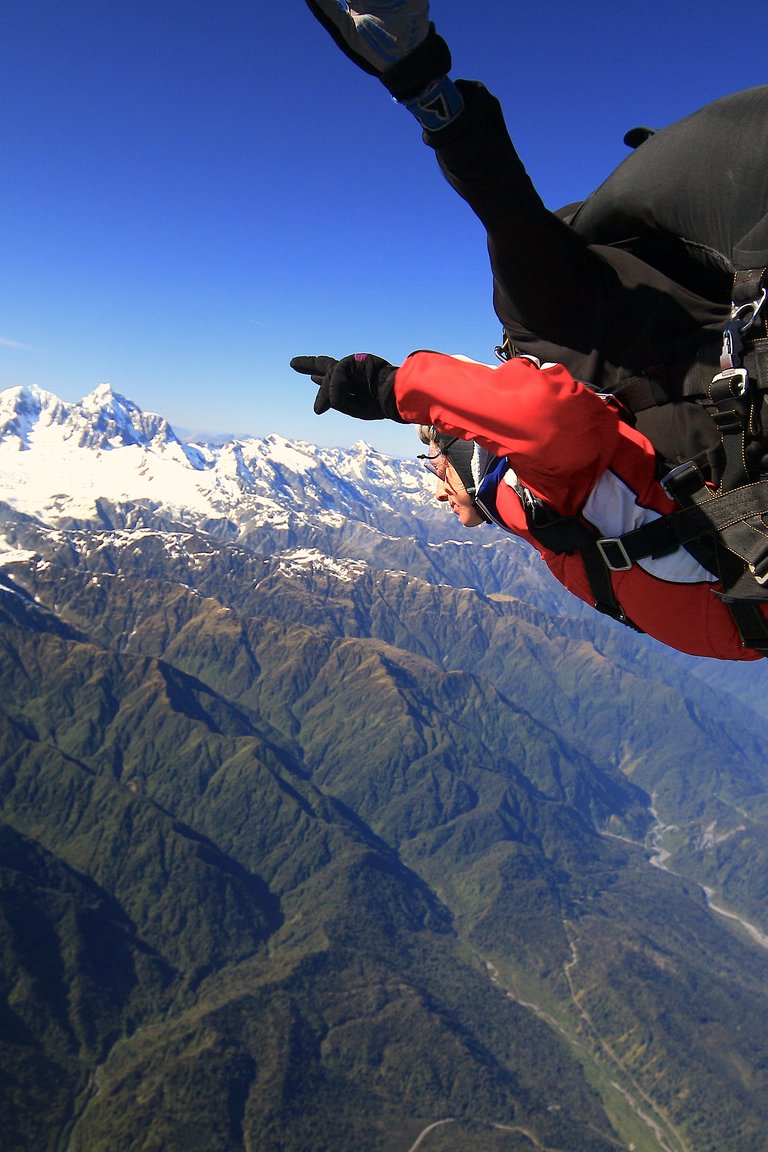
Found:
[290,353,404,422]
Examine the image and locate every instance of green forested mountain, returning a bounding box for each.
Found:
[2,521,768,1152]
[2,399,768,1151]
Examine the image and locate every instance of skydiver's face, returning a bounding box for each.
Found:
[434,459,485,527]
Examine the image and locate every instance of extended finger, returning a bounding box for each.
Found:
[290,354,336,378]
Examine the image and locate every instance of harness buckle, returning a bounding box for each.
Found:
[749,565,768,586]
[710,366,750,401]
[748,542,768,583]
[661,459,707,501]
[721,291,767,369]
[735,287,767,333]
[494,331,514,362]
[596,537,633,572]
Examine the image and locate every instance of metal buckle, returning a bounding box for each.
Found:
[710,366,750,400]
[735,287,767,333]
[596,538,633,572]
[749,565,768,587]
[494,331,513,362]
[748,543,768,585]
[721,291,767,368]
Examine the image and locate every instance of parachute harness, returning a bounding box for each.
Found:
[494,268,768,652]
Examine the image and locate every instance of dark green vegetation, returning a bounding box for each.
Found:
[2,490,768,1151]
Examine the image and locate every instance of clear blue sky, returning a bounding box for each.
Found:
[0,2,764,456]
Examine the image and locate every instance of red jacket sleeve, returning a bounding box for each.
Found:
[394,352,621,515]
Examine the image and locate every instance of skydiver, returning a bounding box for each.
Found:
[292,2,768,660]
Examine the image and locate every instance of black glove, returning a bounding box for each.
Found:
[304,0,452,101]
[290,353,405,422]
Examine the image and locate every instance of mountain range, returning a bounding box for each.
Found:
[2,383,768,1152]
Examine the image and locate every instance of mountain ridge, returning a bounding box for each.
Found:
[3,384,768,1150]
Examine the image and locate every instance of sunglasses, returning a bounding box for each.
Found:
[417,436,460,480]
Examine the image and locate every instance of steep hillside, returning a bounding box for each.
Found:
[2,386,768,1151]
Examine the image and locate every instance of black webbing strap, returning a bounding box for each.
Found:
[618,473,768,579]
[525,473,768,646]
[612,340,722,416]
[523,514,645,632]
[594,472,768,653]
[496,271,768,648]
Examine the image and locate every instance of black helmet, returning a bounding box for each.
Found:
[416,427,497,526]
[416,426,477,492]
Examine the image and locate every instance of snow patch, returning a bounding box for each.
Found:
[276,548,368,582]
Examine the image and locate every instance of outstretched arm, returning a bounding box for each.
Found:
[303,0,463,130]
[290,351,619,514]
[299,3,633,361]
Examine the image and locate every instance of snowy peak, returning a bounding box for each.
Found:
[0,382,182,455]
[78,384,181,452]
[81,382,124,410]
[0,384,68,450]
[0,383,436,534]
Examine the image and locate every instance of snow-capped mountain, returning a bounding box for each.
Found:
[0,383,437,534]
[5,388,768,1152]
[0,382,557,605]
[0,383,178,454]
[5,381,766,708]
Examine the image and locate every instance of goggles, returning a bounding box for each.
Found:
[417,436,460,481]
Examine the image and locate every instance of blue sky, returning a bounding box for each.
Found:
[0,2,764,457]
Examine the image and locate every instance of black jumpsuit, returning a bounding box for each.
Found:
[423,82,768,468]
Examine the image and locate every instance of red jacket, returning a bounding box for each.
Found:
[395,351,764,662]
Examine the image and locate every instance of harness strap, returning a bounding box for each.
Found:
[580,473,768,653]
[616,473,768,579]
[494,269,768,650]
[524,513,646,632]
[475,459,645,631]
[611,341,722,416]
[520,466,768,649]
[606,268,768,651]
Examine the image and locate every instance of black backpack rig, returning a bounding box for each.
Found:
[495,267,768,654]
